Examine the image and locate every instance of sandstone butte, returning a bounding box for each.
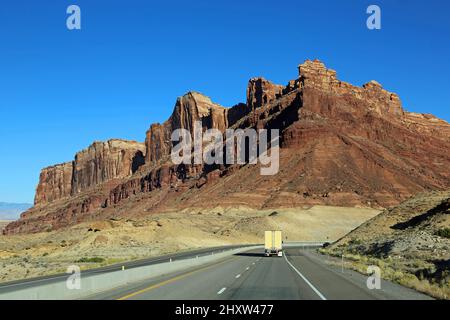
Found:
[4,59,450,235]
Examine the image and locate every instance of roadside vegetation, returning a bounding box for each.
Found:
[76,257,105,263]
[320,191,450,300]
[320,244,450,300]
[435,228,450,239]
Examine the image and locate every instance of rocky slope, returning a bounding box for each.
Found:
[323,190,450,299]
[329,190,450,258]
[4,59,450,234]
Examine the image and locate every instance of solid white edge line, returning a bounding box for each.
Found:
[283,254,327,300]
[217,287,227,295]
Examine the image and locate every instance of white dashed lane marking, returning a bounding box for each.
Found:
[217,287,227,295]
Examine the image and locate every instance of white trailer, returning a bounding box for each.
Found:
[264,231,283,257]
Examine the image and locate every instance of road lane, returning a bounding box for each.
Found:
[284,248,433,300]
[221,252,321,300]
[91,252,260,300]
[94,249,325,300]
[92,247,433,300]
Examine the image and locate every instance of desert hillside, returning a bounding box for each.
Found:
[323,190,450,299]
[4,59,450,235]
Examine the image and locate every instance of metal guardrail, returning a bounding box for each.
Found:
[283,242,328,248]
[0,246,262,300]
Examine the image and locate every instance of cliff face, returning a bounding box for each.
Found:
[297,60,404,117]
[34,162,73,205]
[5,59,450,235]
[145,91,251,166]
[247,77,284,111]
[34,140,145,206]
[145,92,229,165]
[71,140,145,194]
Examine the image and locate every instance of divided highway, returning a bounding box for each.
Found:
[0,244,252,295]
[88,247,432,300]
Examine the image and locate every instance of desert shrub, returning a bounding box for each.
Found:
[435,228,450,239]
[348,238,363,245]
[344,253,361,262]
[76,257,105,263]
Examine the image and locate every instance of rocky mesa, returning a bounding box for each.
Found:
[34,139,145,205]
[4,59,450,235]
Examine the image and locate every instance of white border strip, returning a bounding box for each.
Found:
[283,254,327,300]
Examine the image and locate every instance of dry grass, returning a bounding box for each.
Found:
[321,248,450,300]
[321,190,450,300]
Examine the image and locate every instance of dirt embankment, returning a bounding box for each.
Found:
[322,190,450,299]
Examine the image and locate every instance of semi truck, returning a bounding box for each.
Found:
[264,230,283,257]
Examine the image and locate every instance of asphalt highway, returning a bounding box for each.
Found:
[88,247,432,300]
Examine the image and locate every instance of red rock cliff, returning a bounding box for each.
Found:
[6,59,450,235]
[34,162,73,205]
[145,92,238,165]
[34,139,145,206]
[71,139,145,194]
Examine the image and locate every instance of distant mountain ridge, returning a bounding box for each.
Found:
[0,202,32,220]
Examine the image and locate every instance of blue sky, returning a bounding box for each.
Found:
[0,0,449,203]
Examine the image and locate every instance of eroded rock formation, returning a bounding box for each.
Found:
[247,78,284,111]
[34,140,145,206]
[5,59,450,235]
[71,140,145,194]
[145,92,229,165]
[34,162,73,205]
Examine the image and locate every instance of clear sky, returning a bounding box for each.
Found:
[0,0,449,203]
